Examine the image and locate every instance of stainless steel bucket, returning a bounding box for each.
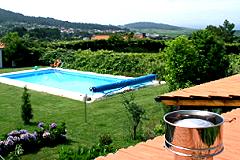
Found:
[164,110,224,160]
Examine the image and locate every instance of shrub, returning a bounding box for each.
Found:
[164,30,229,91]
[64,50,165,79]
[163,36,198,90]
[7,144,24,160]
[153,124,165,135]
[191,29,228,83]
[51,39,166,53]
[99,134,112,146]
[225,43,240,54]
[1,32,44,67]
[0,122,67,158]
[122,94,146,140]
[21,86,33,125]
[228,54,240,74]
[58,134,116,160]
[36,122,67,147]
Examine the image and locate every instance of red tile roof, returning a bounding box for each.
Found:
[96,108,240,160]
[157,74,240,100]
[0,42,5,49]
[91,35,110,40]
[155,74,240,106]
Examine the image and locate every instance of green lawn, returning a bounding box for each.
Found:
[0,68,169,159]
[0,67,34,74]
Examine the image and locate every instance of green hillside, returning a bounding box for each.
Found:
[124,22,195,37]
[0,8,123,31]
[124,22,185,30]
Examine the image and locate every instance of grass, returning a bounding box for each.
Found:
[0,68,169,160]
[0,67,34,74]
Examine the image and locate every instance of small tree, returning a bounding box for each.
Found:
[21,86,33,124]
[164,31,228,91]
[206,19,235,43]
[163,36,198,90]
[191,29,228,83]
[122,94,145,140]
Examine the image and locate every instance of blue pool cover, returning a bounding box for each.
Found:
[90,74,157,92]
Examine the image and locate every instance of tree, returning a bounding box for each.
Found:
[163,36,198,90]
[206,19,235,43]
[126,32,134,40]
[1,32,22,66]
[21,86,33,124]
[28,28,61,40]
[191,29,228,83]
[164,30,229,91]
[122,94,145,140]
[11,27,28,37]
[220,19,235,42]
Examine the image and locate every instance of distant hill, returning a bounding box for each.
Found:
[235,30,240,36]
[124,22,186,30]
[0,8,123,31]
[123,22,195,37]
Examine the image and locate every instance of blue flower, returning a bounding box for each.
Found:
[12,136,20,142]
[50,123,57,129]
[19,129,28,134]
[4,139,14,146]
[29,133,37,141]
[38,122,44,128]
[0,141,4,146]
[8,130,20,137]
[20,133,29,141]
[42,131,50,139]
[33,131,38,137]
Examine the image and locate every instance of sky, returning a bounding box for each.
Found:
[1,0,240,29]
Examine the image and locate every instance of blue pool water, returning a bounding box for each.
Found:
[1,69,126,95]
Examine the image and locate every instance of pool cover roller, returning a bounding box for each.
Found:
[90,74,157,92]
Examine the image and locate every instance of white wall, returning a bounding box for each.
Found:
[0,49,2,68]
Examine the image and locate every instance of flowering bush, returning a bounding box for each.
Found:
[36,122,67,146]
[0,122,67,157]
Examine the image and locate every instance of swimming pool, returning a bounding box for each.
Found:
[0,68,157,101]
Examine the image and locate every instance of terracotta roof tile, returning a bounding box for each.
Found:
[156,74,240,100]
[91,35,110,40]
[96,108,240,160]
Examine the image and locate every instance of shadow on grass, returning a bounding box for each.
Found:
[27,121,39,126]
[23,138,74,155]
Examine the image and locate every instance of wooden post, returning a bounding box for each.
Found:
[0,49,3,68]
[84,94,87,123]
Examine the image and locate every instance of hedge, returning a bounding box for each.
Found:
[63,50,165,79]
[50,39,166,53]
[225,43,240,54]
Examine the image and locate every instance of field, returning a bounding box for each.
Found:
[0,67,169,159]
[134,28,196,37]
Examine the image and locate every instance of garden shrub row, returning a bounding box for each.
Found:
[58,134,116,160]
[0,122,67,157]
[50,39,166,53]
[225,43,240,54]
[227,54,240,74]
[62,50,165,79]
